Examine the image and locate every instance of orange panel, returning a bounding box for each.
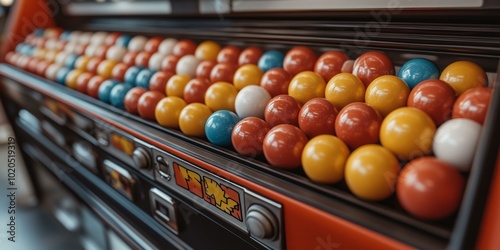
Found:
[476,150,500,250]
[1,0,56,60]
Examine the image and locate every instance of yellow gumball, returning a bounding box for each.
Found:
[155,96,187,128]
[380,107,436,160]
[97,59,118,79]
[365,75,409,117]
[205,82,238,112]
[344,144,400,201]
[166,74,191,98]
[440,61,487,95]
[44,50,57,63]
[179,103,213,137]
[233,64,263,90]
[325,73,365,110]
[194,41,221,61]
[65,69,84,89]
[288,71,326,104]
[75,55,91,71]
[33,48,47,59]
[302,135,350,184]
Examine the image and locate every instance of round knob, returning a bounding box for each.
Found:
[245,204,278,240]
[132,147,150,169]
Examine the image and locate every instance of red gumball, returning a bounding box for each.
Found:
[124,87,148,114]
[74,43,88,55]
[283,46,317,76]
[86,75,106,98]
[135,51,152,68]
[172,39,197,57]
[407,79,456,126]
[260,68,291,97]
[232,117,271,157]
[196,60,217,80]
[75,72,94,93]
[149,71,174,93]
[86,57,104,74]
[94,44,110,59]
[137,91,165,120]
[217,45,241,64]
[105,32,121,46]
[335,102,382,150]
[111,63,130,82]
[452,86,493,125]
[210,63,237,83]
[397,157,465,220]
[352,52,394,87]
[27,58,40,73]
[238,47,263,66]
[35,60,51,76]
[264,95,302,127]
[160,55,180,73]
[122,51,139,66]
[263,124,308,169]
[314,51,349,81]
[184,78,212,104]
[144,37,162,53]
[298,98,338,138]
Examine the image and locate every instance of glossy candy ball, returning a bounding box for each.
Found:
[263,124,308,169]
[65,69,84,89]
[398,58,439,89]
[298,98,338,138]
[239,47,263,66]
[97,80,120,103]
[352,52,395,87]
[345,144,400,201]
[106,45,127,62]
[314,51,349,81]
[440,61,487,95]
[302,135,350,184]
[217,45,241,64]
[128,36,148,52]
[283,46,317,76]
[397,157,465,220]
[231,117,271,157]
[124,66,143,85]
[452,87,492,125]
[365,75,410,117]
[96,59,118,79]
[205,110,240,147]
[148,52,165,71]
[195,41,221,61]
[111,63,129,82]
[264,95,302,127]
[122,51,138,66]
[233,64,264,90]
[124,87,147,114]
[166,74,191,98]
[325,73,365,110]
[335,102,382,150]
[288,71,326,104]
[75,72,94,93]
[183,78,212,104]
[160,55,180,72]
[56,67,71,85]
[155,96,187,128]
[260,68,291,97]
[158,38,177,55]
[172,39,197,57]
[258,50,284,72]
[179,103,213,137]
[86,76,106,98]
[149,71,174,93]
[176,55,202,78]
[137,91,165,120]
[433,118,482,172]
[115,34,132,47]
[407,79,456,126]
[235,85,272,119]
[135,68,156,89]
[380,107,436,160]
[144,37,162,53]
[205,82,238,112]
[210,63,237,83]
[196,60,217,80]
[110,83,134,109]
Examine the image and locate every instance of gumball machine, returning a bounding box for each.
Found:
[0,0,499,250]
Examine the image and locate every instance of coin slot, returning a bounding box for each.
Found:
[149,188,179,234]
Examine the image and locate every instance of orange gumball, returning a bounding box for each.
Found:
[440,61,487,95]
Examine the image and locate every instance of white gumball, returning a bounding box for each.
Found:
[67,31,82,43]
[54,51,69,65]
[84,44,98,57]
[158,38,177,55]
[149,52,165,71]
[433,118,482,172]
[176,55,202,78]
[90,31,108,45]
[106,45,127,62]
[235,85,271,119]
[78,32,92,44]
[45,64,63,81]
[128,36,148,52]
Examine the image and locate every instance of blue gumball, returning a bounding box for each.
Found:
[98,80,120,103]
[60,31,72,41]
[116,35,132,47]
[64,54,79,69]
[124,66,144,85]
[258,50,284,72]
[398,58,439,89]
[55,67,71,85]
[135,68,155,89]
[205,110,240,147]
[110,83,134,109]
